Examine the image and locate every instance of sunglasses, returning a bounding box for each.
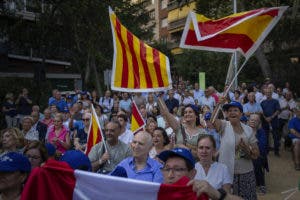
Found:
[82,118,90,121]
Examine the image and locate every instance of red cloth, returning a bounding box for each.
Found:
[158,176,209,200]
[21,159,76,200]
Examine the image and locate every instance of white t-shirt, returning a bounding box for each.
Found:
[194,162,232,189]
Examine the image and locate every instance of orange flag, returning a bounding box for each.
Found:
[131,101,146,134]
[85,104,103,155]
[109,7,172,92]
[180,7,288,59]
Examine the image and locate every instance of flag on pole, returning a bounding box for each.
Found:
[84,104,103,155]
[109,7,172,92]
[21,159,208,200]
[131,101,146,134]
[180,6,288,59]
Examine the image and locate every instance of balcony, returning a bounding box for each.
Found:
[168,17,186,31]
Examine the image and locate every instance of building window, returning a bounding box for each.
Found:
[161,0,168,9]
[161,18,168,28]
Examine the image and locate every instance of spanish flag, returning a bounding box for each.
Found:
[180,7,288,59]
[109,7,172,92]
[85,104,103,155]
[131,101,146,134]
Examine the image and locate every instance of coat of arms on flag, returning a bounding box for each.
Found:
[109,7,172,92]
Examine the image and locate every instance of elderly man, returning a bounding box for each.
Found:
[243,92,263,118]
[111,131,163,183]
[88,121,132,174]
[158,148,241,200]
[31,111,48,143]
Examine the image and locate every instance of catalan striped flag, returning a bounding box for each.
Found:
[85,104,103,155]
[180,6,288,59]
[109,7,172,92]
[131,101,146,134]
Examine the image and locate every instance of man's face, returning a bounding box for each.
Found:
[31,112,39,123]
[2,131,16,149]
[131,132,151,159]
[0,171,26,192]
[247,93,255,102]
[162,157,194,184]
[104,122,120,144]
[117,117,126,128]
[194,83,199,90]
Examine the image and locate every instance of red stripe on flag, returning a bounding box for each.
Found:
[197,8,279,37]
[140,41,153,88]
[185,31,254,54]
[152,48,164,87]
[115,19,129,88]
[127,31,140,88]
[132,102,145,127]
[85,124,94,155]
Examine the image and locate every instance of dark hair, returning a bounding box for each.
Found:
[197,134,216,149]
[94,103,104,114]
[154,127,170,146]
[117,113,128,122]
[147,115,157,123]
[184,104,200,126]
[24,141,48,163]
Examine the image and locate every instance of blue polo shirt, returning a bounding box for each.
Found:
[288,117,300,139]
[114,157,163,183]
[243,102,263,114]
[261,99,280,117]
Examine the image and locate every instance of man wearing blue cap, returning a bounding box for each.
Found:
[0,152,31,200]
[158,148,241,199]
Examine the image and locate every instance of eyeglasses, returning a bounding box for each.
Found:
[82,118,90,121]
[161,167,188,174]
[104,129,115,133]
[26,155,41,160]
[54,120,62,123]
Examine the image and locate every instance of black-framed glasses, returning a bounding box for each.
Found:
[161,167,188,174]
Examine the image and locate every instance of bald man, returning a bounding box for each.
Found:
[111,131,163,183]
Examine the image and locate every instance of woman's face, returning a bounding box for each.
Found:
[25,148,42,169]
[184,107,196,122]
[44,110,51,119]
[1,131,16,149]
[22,119,32,131]
[146,122,157,134]
[53,117,63,129]
[226,107,242,122]
[197,137,215,162]
[152,130,164,147]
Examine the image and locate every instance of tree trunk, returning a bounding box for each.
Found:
[255,46,271,78]
[84,52,91,88]
[91,54,102,97]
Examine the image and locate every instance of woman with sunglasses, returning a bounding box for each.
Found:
[47,113,71,156]
[73,113,91,152]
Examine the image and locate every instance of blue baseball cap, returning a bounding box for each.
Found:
[158,148,195,168]
[67,95,72,99]
[60,150,92,171]
[80,91,87,95]
[45,143,56,157]
[223,101,243,113]
[0,152,31,173]
[204,112,212,120]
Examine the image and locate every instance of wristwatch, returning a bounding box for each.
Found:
[217,188,227,200]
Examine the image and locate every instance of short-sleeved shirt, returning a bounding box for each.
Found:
[118,129,134,145]
[243,102,263,114]
[261,99,280,117]
[119,99,132,112]
[288,117,300,139]
[195,162,232,189]
[88,140,132,173]
[114,157,163,183]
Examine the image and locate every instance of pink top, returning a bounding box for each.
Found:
[47,125,68,153]
[41,118,54,128]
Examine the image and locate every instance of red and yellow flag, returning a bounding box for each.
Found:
[131,101,146,134]
[180,7,288,59]
[85,105,103,155]
[109,7,172,92]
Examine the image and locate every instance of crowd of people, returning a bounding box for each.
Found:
[1,79,299,200]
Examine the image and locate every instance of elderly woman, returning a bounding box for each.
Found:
[2,92,18,128]
[47,113,71,155]
[21,116,39,143]
[41,108,53,128]
[0,128,24,156]
[149,127,170,159]
[213,101,259,199]
[24,141,48,169]
[0,152,31,200]
[158,97,207,159]
[195,135,232,192]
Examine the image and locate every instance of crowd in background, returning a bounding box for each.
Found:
[1,78,300,200]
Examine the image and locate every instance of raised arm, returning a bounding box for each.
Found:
[157,97,180,131]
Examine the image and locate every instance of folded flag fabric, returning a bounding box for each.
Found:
[109,7,172,92]
[131,101,146,134]
[21,159,208,200]
[180,6,288,59]
[85,104,103,155]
